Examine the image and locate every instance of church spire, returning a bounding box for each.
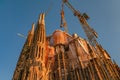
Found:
[12,24,35,80]
[33,13,46,44]
[30,23,35,34]
[13,13,47,80]
[33,13,46,60]
[25,13,47,80]
[26,23,35,46]
[39,13,45,25]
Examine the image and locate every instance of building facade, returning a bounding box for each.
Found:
[12,13,120,80]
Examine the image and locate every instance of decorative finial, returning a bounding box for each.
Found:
[39,13,45,25]
[30,23,35,34]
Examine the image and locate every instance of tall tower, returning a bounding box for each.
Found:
[28,13,47,80]
[12,13,47,80]
[12,23,34,80]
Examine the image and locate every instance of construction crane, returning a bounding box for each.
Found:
[60,1,68,33]
[61,2,116,78]
[62,0,98,46]
[61,2,118,79]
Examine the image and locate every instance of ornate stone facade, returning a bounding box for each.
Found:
[12,13,120,80]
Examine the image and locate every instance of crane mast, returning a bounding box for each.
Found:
[60,2,68,33]
[62,0,98,46]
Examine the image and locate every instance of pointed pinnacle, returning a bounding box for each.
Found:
[39,13,45,25]
[30,23,35,34]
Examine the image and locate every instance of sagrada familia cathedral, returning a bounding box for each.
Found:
[12,1,120,80]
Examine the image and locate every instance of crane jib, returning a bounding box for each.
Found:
[62,0,98,46]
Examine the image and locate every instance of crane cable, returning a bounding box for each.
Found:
[45,2,53,16]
